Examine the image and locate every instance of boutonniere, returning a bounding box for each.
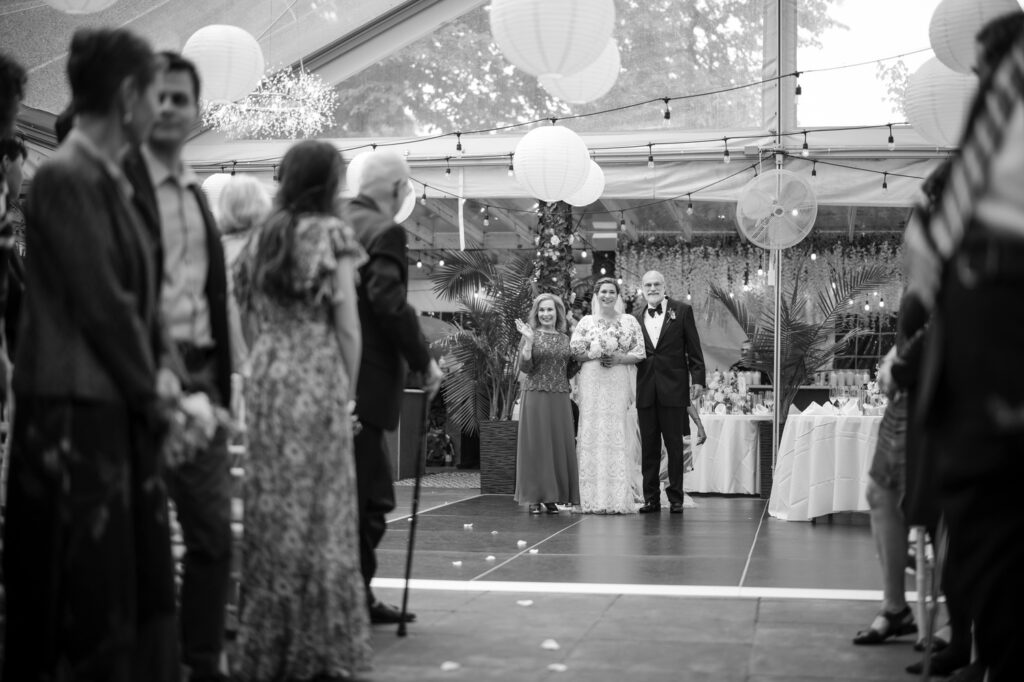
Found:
[667,309,677,321]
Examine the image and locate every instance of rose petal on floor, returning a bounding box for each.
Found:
[541,639,560,651]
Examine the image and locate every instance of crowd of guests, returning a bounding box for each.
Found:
[0,25,439,682]
[853,11,1024,682]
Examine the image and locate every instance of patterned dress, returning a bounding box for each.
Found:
[514,330,580,506]
[234,214,371,681]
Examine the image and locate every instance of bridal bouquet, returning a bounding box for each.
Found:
[571,322,634,360]
[162,392,239,469]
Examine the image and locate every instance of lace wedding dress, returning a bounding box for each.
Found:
[571,314,645,513]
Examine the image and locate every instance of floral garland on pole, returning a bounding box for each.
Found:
[533,200,580,305]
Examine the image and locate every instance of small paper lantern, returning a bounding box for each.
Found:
[513,126,590,202]
[903,58,977,147]
[42,0,118,13]
[201,173,233,210]
[929,0,1021,74]
[539,39,620,104]
[183,25,265,104]
[564,161,605,207]
[490,0,615,78]
[394,180,416,223]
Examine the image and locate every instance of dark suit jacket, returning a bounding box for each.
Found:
[123,147,232,406]
[347,195,430,431]
[14,132,162,408]
[634,297,706,410]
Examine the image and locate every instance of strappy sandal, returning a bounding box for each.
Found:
[852,605,918,645]
[544,503,559,514]
[528,504,542,514]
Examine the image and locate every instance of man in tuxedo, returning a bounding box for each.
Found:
[348,150,443,623]
[123,52,233,682]
[634,270,706,514]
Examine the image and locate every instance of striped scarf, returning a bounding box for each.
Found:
[904,30,1024,310]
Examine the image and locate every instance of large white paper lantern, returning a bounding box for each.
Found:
[42,0,118,13]
[344,150,372,195]
[490,0,615,78]
[513,126,590,202]
[201,173,233,210]
[929,0,1021,74]
[394,180,416,222]
[564,161,605,207]
[903,58,977,147]
[183,25,265,104]
[539,39,620,104]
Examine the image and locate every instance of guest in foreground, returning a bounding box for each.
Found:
[3,27,180,682]
[347,149,443,623]
[234,140,371,679]
[570,277,644,514]
[123,51,237,682]
[514,293,579,514]
[0,51,25,139]
[904,12,1024,681]
[634,270,705,514]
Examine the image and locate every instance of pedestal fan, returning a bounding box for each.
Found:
[734,168,818,468]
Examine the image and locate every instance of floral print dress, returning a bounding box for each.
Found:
[234,214,371,681]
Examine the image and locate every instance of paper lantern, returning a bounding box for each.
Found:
[201,173,233,210]
[903,58,977,147]
[564,161,605,207]
[344,150,372,195]
[394,180,416,223]
[42,0,118,13]
[929,0,1021,74]
[490,0,615,78]
[539,39,620,104]
[183,25,265,104]
[513,126,590,202]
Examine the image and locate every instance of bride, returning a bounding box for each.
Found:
[570,277,645,513]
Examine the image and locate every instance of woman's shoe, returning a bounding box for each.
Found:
[852,605,917,644]
[528,504,542,514]
[544,503,559,514]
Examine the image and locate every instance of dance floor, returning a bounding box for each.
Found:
[364,489,926,681]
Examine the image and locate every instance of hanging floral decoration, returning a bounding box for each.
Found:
[532,200,580,303]
[618,234,905,325]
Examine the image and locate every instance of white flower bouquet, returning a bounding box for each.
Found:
[572,323,633,360]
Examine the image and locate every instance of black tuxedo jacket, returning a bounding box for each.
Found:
[123,148,233,405]
[347,195,430,431]
[634,297,706,409]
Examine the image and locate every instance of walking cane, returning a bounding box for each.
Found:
[398,388,430,637]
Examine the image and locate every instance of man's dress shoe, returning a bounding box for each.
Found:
[639,502,661,513]
[370,601,416,624]
[670,502,684,514]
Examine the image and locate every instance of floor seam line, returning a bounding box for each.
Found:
[387,493,483,524]
[738,498,769,588]
[470,518,586,582]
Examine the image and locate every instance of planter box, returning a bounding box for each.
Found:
[479,419,518,494]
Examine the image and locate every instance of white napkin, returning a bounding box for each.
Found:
[802,401,836,416]
[714,403,728,415]
[840,399,862,415]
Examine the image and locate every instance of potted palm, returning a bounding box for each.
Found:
[709,263,894,421]
[432,251,535,493]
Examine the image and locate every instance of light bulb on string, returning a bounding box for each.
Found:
[722,138,731,164]
[686,291,692,301]
[794,71,802,96]
[438,257,445,267]
[416,258,422,269]
[647,143,654,169]
[455,132,463,157]
[419,187,427,206]
[483,213,490,227]
[662,97,671,121]
[887,124,895,151]
[882,172,888,191]
[864,300,870,312]
[801,131,809,157]
[600,267,607,275]
[580,250,588,259]
[686,195,693,215]
[619,213,626,231]
[811,161,817,179]
[507,153,514,177]
[810,252,817,261]
[879,297,885,308]
[445,157,451,176]
[230,161,237,176]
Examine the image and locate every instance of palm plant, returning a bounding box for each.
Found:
[710,263,895,418]
[431,251,536,435]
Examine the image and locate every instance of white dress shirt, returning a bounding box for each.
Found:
[643,298,667,348]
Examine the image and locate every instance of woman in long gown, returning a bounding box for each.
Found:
[513,293,580,513]
[570,278,645,513]
[234,140,371,681]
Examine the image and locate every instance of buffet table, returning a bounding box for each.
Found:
[768,413,882,521]
[683,414,768,495]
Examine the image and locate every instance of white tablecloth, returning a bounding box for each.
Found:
[768,413,881,521]
[682,414,766,495]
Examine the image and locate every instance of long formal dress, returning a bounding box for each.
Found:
[235,215,371,681]
[570,314,645,513]
[514,330,580,506]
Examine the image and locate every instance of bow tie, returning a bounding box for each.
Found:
[647,307,663,317]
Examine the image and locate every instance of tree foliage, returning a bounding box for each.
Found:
[330,1,843,137]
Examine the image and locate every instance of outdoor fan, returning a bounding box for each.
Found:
[734,167,818,463]
[735,169,817,249]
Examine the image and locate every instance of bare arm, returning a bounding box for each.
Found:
[331,255,362,398]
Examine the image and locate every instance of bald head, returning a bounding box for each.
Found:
[641,270,666,307]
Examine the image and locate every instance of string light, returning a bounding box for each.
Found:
[863,300,870,312]
[438,257,445,266]
[882,172,888,191]
[794,71,802,96]
[619,213,626,231]
[811,161,817,178]
[879,297,886,308]
[810,252,817,261]
[272,164,278,182]
[445,157,451,176]
[580,250,588,259]
[600,267,607,275]
[801,131,809,157]
[416,258,423,269]
[722,137,731,164]
[887,124,895,151]
[455,132,463,156]
[647,143,655,169]
[662,97,671,121]
[419,187,427,206]
[686,195,693,215]
[483,213,490,227]
[507,153,514,177]
[686,292,692,301]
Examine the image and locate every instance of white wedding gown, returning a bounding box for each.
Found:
[571,314,645,513]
